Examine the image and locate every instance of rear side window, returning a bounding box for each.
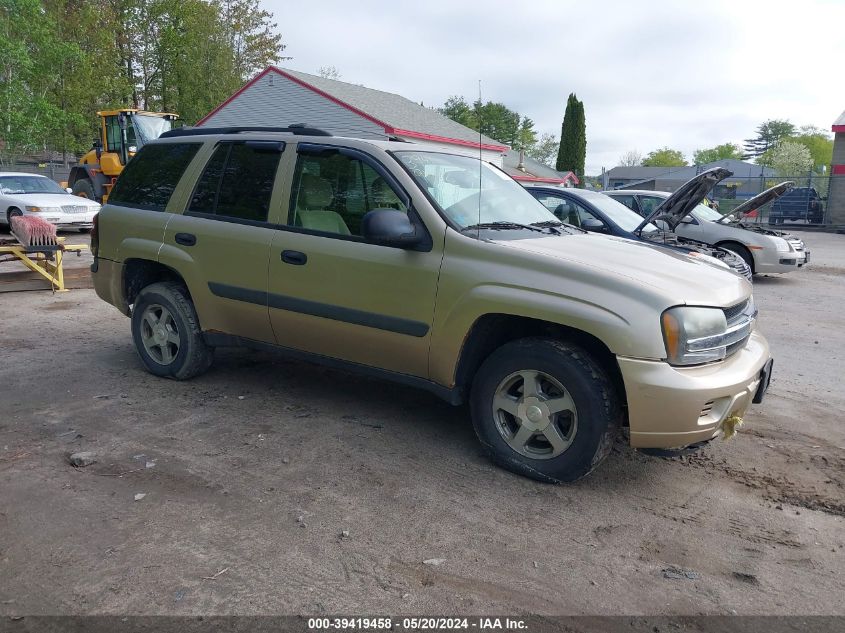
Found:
[109,143,200,211]
[188,142,282,222]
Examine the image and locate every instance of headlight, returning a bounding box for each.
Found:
[661,306,728,366]
[773,237,790,252]
[25,206,62,214]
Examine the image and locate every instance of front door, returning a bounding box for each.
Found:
[267,144,442,378]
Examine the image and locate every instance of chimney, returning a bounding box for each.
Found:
[517,149,526,172]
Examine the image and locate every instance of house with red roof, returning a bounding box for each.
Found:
[198,66,509,164]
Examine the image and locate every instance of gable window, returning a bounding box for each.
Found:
[188,142,283,223]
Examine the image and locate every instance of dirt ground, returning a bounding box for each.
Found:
[0,229,842,616]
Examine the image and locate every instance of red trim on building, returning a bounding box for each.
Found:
[511,173,580,185]
[197,66,509,153]
[832,125,845,133]
[391,128,507,152]
[832,164,845,175]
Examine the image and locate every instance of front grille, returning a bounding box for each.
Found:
[721,299,754,359]
[788,239,804,252]
[723,299,750,325]
[61,205,88,214]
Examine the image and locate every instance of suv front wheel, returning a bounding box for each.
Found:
[470,338,620,483]
[131,282,214,380]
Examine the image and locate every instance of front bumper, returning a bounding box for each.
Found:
[755,248,807,274]
[618,331,771,448]
[40,215,96,229]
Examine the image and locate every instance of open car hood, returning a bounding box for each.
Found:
[721,181,794,221]
[634,167,732,234]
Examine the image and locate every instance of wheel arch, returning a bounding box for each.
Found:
[453,313,627,419]
[123,258,192,310]
[715,240,756,273]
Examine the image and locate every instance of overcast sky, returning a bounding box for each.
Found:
[264,0,845,174]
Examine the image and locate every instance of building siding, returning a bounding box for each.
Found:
[828,131,845,224]
[200,73,386,139]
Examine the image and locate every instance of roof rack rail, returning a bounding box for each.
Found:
[159,124,333,139]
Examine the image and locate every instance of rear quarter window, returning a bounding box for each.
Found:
[108,142,201,211]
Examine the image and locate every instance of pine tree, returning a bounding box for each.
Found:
[556,93,586,186]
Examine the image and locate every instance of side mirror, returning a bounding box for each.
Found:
[361,209,421,248]
[581,218,607,233]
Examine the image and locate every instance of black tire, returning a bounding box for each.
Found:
[470,337,621,483]
[72,178,96,200]
[131,281,213,380]
[720,242,755,274]
[7,207,22,226]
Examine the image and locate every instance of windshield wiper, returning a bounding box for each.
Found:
[461,221,546,233]
[530,220,582,235]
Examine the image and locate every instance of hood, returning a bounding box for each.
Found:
[635,167,732,233]
[5,192,100,209]
[721,181,793,221]
[493,233,749,308]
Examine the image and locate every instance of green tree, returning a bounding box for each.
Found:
[556,93,586,184]
[526,133,558,167]
[787,126,833,173]
[758,141,813,176]
[439,95,476,129]
[743,119,795,160]
[692,143,742,165]
[642,147,687,167]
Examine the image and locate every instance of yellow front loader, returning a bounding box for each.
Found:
[67,109,178,203]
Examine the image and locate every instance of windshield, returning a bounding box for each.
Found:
[394,151,557,230]
[0,175,67,195]
[131,114,173,148]
[692,203,725,222]
[583,192,659,233]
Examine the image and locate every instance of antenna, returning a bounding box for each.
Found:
[477,79,482,240]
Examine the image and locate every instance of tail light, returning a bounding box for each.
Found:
[91,212,99,258]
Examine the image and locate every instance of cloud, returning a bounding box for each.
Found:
[265,0,845,173]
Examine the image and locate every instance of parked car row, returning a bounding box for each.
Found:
[604,180,809,275]
[89,127,774,483]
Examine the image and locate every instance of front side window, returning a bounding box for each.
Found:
[638,196,664,216]
[188,142,282,222]
[395,151,555,230]
[108,142,201,211]
[289,150,408,236]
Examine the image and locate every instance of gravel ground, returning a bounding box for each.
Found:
[0,229,842,616]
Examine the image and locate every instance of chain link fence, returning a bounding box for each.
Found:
[708,173,840,226]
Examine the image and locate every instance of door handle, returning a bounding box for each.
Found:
[281,250,307,265]
[175,232,196,246]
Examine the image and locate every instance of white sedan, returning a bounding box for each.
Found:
[0,172,100,232]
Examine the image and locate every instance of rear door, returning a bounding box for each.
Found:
[160,140,286,343]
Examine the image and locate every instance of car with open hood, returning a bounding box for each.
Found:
[91,127,772,483]
[524,168,752,281]
[0,172,100,231]
[605,176,807,275]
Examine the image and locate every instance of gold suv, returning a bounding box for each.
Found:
[91,127,773,482]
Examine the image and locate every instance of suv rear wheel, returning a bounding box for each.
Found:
[131,282,213,379]
[470,338,620,483]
